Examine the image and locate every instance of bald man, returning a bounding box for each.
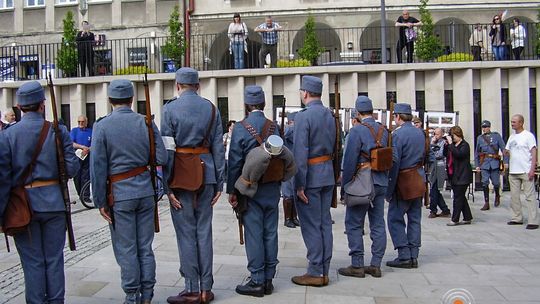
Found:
[71,115,92,203]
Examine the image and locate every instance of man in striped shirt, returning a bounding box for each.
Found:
[255,16,282,68]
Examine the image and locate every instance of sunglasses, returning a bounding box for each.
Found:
[78,121,86,123]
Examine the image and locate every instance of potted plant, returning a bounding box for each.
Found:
[57,11,78,77]
[415,0,444,62]
[298,14,324,66]
[162,5,185,71]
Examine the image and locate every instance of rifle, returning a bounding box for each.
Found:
[331,76,341,208]
[280,97,286,138]
[47,73,76,251]
[143,73,160,233]
[234,190,247,245]
[423,115,430,207]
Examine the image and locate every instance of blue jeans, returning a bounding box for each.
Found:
[344,185,387,267]
[232,41,244,69]
[110,196,156,303]
[492,45,506,61]
[387,197,422,260]
[14,212,66,304]
[295,185,334,276]
[243,183,280,284]
[170,185,215,292]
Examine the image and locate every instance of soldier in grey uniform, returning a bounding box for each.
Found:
[0,81,79,304]
[281,111,300,228]
[475,120,506,210]
[162,68,225,304]
[385,103,427,269]
[227,85,282,297]
[291,75,336,287]
[338,96,388,278]
[90,79,167,304]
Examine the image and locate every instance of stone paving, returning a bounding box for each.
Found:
[1,189,540,304]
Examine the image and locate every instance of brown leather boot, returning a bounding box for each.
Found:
[480,201,490,211]
[494,187,501,207]
[291,274,325,287]
[283,198,295,228]
[166,290,201,304]
[200,290,214,304]
[481,187,490,210]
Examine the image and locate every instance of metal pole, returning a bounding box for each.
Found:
[380,0,387,64]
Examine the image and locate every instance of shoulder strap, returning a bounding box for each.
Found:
[360,122,384,148]
[19,121,51,186]
[202,101,216,147]
[241,118,275,146]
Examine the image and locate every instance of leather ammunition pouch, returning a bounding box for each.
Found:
[397,163,426,200]
[360,122,392,172]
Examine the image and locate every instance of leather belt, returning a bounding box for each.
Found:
[485,153,500,159]
[175,147,210,154]
[25,180,59,189]
[357,162,371,170]
[308,154,332,165]
[109,166,148,183]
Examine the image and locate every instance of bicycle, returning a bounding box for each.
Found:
[78,168,165,209]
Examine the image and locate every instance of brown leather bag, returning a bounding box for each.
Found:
[241,119,285,183]
[397,164,426,200]
[169,102,215,191]
[3,121,50,236]
[361,122,392,171]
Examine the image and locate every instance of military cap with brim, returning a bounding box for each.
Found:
[355,95,373,112]
[393,103,412,115]
[108,79,134,99]
[176,67,199,84]
[244,85,265,105]
[16,81,45,106]
[300,75,323,94]
[481,120,491,128]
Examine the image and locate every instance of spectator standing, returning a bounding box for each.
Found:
[489,14,507,61]
[444,126,473,226]
[76,21,95,77]
[223,120,236,178]
[428,128,451,218]
[395,10,422,63]
[228,13,249,69]
[255,16,282,68]
[412,116,422,128]
[281,112,300,228]
[505,114,538,229]
[3,109,17,129]
[510,18,526,60]
[469,23,486,61]
[70,115,92,203]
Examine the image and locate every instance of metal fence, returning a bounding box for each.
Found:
[1,22,538,81]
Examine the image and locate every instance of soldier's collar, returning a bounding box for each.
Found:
[21,111,43,121]
[306,100,323,107]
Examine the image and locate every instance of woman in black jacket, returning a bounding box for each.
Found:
[489,14,507,60]
[444,126,473,226]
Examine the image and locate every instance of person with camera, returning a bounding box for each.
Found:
[228,13,248,69]
[428,128,451,218]
[444,126,473,226]
[76,21,95,77]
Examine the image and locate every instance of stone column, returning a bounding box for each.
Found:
[94,82,110,118]
[283,74,301,107]
[200,77,218,105]
[45,0,54,32]
[0,88,13,112]
[227,76,245,121]
[508,68,530,130]
[340,72,358,109]
[13,0,23,33]
[256,75,273,119]
[145,0,157,24]
[453,69,475,151]
[150,80,163,126]
[481,69,502,133]
[111,0,122,27]
[424,70,445,112]
[69,84,86,128]
[396,70,415,105]
[368,71,386,109]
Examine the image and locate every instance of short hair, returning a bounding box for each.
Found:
[396,113,412,121]
[513,18,520,24]
[245,103,265,112]
[306,91,321,98]
[179,83,199,91]
[358,110,373,116]
[412,116,422,123]
[227,120,236,128]
[449,126,464,139]
[20,103,41,113]
[513,114,525,124]
[109,97,133,105]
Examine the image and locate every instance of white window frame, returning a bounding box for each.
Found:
[25,0,45,7]
[0,0,14,8]
[56,0,78,4]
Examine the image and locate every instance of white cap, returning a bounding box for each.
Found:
[263,135,283,156]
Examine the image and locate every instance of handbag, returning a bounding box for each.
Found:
[3,121,50,236]
[405,28,417,42]
[344,166,374,207]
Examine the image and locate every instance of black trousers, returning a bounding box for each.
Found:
[78,49,94,77]
[451,184,473,223]
[471,46,482,61]
[513,47,524,60]
[74,157,90,200]
[396,40,414,63]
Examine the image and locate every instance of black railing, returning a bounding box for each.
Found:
[1,23,538,81]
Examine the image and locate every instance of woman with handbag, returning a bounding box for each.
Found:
[228,13,248,69]
[444,126,473,226]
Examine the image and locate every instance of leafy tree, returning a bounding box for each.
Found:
[298,14,324,65]
[162,5,185,68]
[415,0,444,61]
[57,11,78,77]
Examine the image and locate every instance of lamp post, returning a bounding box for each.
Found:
[380,0,387,64]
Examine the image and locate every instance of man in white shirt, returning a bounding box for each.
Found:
[504,114,538,229]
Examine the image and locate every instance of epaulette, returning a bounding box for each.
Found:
[298,108,307,112]
[391,125,402,134]
[164,97,178,105]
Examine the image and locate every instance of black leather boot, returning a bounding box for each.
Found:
[494,187,501,207]
[481,186,490,211]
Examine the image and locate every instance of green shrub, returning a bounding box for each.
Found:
[436,53,474,62]
[277,59,311,68]
[298,14,324,65]
[162,5,185,68]
[114,66,156,75]
[57,11,78,77]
